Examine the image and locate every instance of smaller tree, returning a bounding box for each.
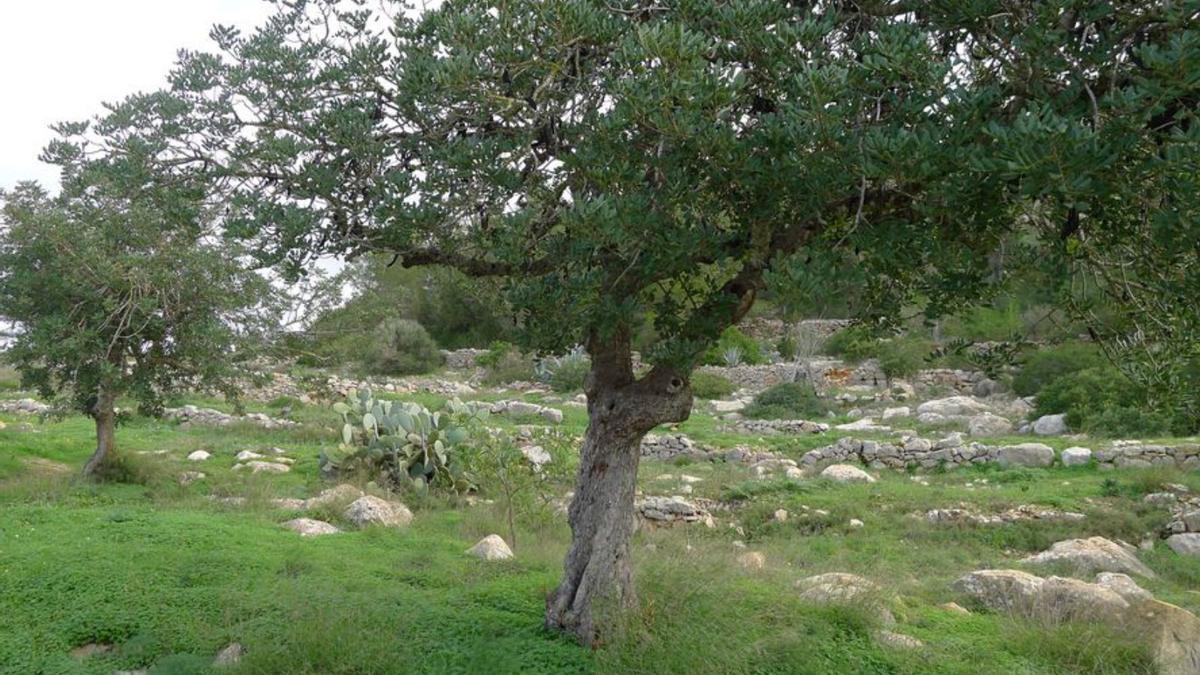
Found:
[0,170,270,476]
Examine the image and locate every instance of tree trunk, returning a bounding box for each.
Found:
[82,391,116,477]
[545,331,692,644]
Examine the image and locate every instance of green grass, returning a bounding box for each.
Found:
[0,388,1196,674]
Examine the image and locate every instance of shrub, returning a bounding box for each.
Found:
[363,319,444,376]
[776,335,798,361]
[1034,366,1179,437]
[702,327,765,366]
[535,347,591,392]
[874,337,931,382]
[821,325,878,362]
[744,381,828,420]
[479,341,536,385]
[690,372,736,399]
[1012,342,1105,396]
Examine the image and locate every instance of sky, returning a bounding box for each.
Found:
[0,0,275,191]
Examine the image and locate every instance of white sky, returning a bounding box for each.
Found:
[0,0,275,191]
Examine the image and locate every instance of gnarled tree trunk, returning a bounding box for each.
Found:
[545,331,692,644]
[82,390,116,477]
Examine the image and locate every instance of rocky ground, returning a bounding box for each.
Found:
[2,361,1199,674]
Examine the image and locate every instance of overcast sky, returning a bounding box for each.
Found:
[0,0,275,191]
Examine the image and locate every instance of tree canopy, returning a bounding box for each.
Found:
[46,0,1200,639]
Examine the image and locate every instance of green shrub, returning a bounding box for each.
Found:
[744,381,828,419]
[941,303,1023,342]
[545,352,591,392]
[479,341,535,385]
[363,318,444,376]
[1034,366,1178,437]
[690,372,736,399]
[702,327,765,366]
[776,335,798,361]
[875,337,931,381]
[821,325,878,362]
[1012,342,1105,396]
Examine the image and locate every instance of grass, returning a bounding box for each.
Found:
[1,385,1197,674]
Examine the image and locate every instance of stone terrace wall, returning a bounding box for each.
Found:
[800,436,1200,472]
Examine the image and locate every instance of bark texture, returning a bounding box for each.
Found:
[82,391,116,477]
[545,331,692,643]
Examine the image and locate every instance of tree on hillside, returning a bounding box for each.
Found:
[0,154,271,476]
[66,0,1200,640]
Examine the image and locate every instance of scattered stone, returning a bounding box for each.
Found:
[1144,492,1178,507]
[916,396,992,418]
[0,398,51,415]
[924,505,1085,526]
[1166,533,1200,558]
[732,419,830,435]
[848,518,865,529]
[165,405,297,430]
[938,601,971,615]
[773,509,789,523]
[306,484,364,508]
[233,460,291,474]
[488,400,563,424]
[344,495,413,528]
[995,443,1055,468]
[235,450,267,462]
[1061,446,1093,467]
[819,464,876,484]
[1095,572,1154,603]
[271,498,307,510]
[877,631,923,649]
[794,573,878,605]
[881,406,910,420]
[521,445,552,467]
[738,551,766,570]
[968,413,1013,437]
[467,534,514,560]
[834,418,891,433]
[1021,536,1155,578]
[711,399,746,414]
[178,471,206,486]
[637,496,714,527]
[1033,413,1069,436]
[213,642,245,667]
[69,643,114,660]
[186,450,211,462]
[640,433,708,461]
[283,518,340,537]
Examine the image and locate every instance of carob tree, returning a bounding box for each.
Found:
[65,0,1200,641]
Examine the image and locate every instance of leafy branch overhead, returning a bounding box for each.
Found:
[54,1,1199,370]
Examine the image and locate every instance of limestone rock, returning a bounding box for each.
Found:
[877,631,923,649]
[467,534,514,560]
[1033,413,1069,436]
[186,450,211,462]
[953,569,1045,612]
[916,396,991,417]
[1022,536,1155,578]
[738,551,766,570]
[881,406,910,420]
[938,602,971,615]
[1095,572,1154,603]
[637,496,714,527]
[306,484,363,508]
[235,450,266,462]
[1037,575,1130,621]
[1167,533,1200,558]
[283,518,340,537]
[521,445,552,467]
[794,573,878,605]
[344,495,413,528]
[1131,599,1200,675]
[995,443,1055,468]
[820,464,876,484]
[967,413,1014,437]
[1061,446,1093,467]
[177,471,206,486]
[213,642,245,667]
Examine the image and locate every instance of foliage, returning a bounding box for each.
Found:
[321,388,486,491]
[1012,343,1106,397]
[478,342,535,386]
[535,347,591,393]
[776,336,798,362]
[1033,366,1184,437]
[363,318,444,376]
[744,382,829,420]
[702,327,765,367]
[689,372,736,400]
[822,326,880,363]
[874,337,932,382]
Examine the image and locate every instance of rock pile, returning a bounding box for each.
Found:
[732,419,830,435]
[165,405,298,430]
[488,400,563,424]
[640,433,708,461]
[636,496,715,528]
[0,398,51,415]
[924,505,1085,526]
